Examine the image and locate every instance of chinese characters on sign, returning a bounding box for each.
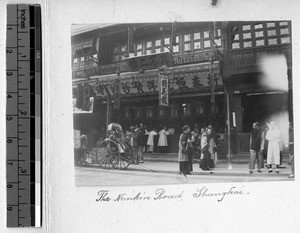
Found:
[159,74,169,106]
[127,52,173,71]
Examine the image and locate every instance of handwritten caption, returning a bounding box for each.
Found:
[96,186,248,203]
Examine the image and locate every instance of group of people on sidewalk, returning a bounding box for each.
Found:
[178,124,218,176]
[249,121,294,178]
[126,123,173,165]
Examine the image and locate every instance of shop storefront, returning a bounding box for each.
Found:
[73,61,226,153]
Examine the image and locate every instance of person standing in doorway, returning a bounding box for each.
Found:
[136,127,145,163]
[266,122,281,173]
[132,127,139,165]
[139,123,148,153]
[158,126,170,153]
[178,125,190,176]
[146,129,158,153]
[249,122,265,174]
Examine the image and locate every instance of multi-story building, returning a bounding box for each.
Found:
[72,21,292,155]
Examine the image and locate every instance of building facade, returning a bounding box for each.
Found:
[72,21,292,155]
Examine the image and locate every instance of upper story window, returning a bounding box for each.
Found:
[146,41,153,54]
[172,36,180,53]
[184,33,191,52]
[110,23,224,63]
[230,21,291,50]
[136,43,143,56]
[163,37,170,52]
[154,39,162,53]
[113,44,128,62]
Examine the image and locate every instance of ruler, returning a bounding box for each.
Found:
[6,4,42,227]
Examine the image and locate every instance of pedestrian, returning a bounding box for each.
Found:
[265,122,281,173]
[146,129,158,153]
[187,130,194,174]
[192,128,201,161]
[200,127,216,170]
[132,127,139,164]
[249,122,265,174]
[139,123,148,152]
[158,126,170,153]
[178,125,190,176]
[136,126,145,163]
[127,126,137,163]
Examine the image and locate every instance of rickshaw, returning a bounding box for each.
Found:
[96,123,134,170]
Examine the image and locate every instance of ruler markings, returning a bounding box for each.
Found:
[7,4,42,227]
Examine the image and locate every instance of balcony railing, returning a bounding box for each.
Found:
[72,50,221,80]
[224,44,292,75]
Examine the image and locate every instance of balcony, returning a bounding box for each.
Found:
[223,44,292,77]
[72,50,220,80]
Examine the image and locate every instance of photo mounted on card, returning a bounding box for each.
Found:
[71,22,294,186]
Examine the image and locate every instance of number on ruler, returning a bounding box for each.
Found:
[7,49,12,53]
[7,72,13,76]
[7,184,13,188]
[7,161,13,166]
[20,169,27,174]
[7,117,13,121]
[7,207,13,211]
[7,94,12,98]
[7,139,13,143]
[20,111,27,115]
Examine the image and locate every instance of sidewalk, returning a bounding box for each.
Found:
[85,149,292,177]
[124,160,292,177]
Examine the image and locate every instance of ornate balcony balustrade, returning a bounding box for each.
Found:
[72,50,221,80]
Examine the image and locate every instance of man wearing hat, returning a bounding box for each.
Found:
[249,122,265,174]
[178,125,191,176]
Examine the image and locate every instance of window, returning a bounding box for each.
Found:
[281,37,290,44]
[268,38,277,45]
[203,30,211,49]
[154,39,162,53]
[136,43,143,56]
[164,37,170,52]
[196,103,204,115]
[135,107,143,119]
[158,107,167,118]
[172,36,180,53]
[146,107,154,118]
[213,29,222,47]
[193,32,201,50]
[146,41,153,54]
[183,33,191,52]
[170,104,179,118]
[112,44,128,62]
[231,21,291,49]
[182,103,191,117]
[80,57,85,68]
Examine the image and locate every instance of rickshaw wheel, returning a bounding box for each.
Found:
[96,139,119,169]
[112,139,132,170]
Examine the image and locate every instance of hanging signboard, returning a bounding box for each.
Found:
[126,52,173,71]
[159,73,169,106]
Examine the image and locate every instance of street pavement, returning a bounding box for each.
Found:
[75,159,294,186]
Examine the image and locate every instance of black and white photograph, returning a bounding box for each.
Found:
[72,21,294,186]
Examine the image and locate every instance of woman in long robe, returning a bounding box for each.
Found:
[158,126,170,153]
[178,125,190,176]
[266,122,281,173]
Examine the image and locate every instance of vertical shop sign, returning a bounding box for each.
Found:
[159,73,169,106]
[114,74,121,109]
